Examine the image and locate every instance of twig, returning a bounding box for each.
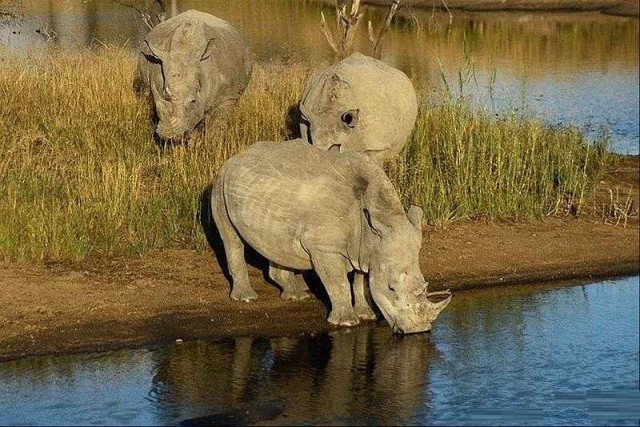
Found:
[319,0,363,60]
[370,0,400,58]
[320,11,339,55]
[441,0,453,27]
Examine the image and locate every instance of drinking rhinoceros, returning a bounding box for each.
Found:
[135,10,253,141]
[298,52,418,164]
[211,140,451,333]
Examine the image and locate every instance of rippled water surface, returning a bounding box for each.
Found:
[1,0,638,153]
[1,276,638,425]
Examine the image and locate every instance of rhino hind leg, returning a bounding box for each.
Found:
[311,253,360,327]
[352,272,377,321]
[269,263,311,301]
[211,190,257,302]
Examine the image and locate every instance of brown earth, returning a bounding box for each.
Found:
[0,156,638,361]
[331,0,640,17]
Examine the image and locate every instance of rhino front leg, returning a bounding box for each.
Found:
[353,272,377,321]
[269,262,311,301]
[211,192,257,302]
[311,253,360,327]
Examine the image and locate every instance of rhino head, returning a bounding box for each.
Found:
[143,20,218,141]
[365,205,451,334]
[299,53,418,164]
[299,72,367,154]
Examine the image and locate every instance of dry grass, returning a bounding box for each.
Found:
[0,46,608,261]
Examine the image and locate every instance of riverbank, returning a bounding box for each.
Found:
[325,0,640,17]
[1,157,637,361]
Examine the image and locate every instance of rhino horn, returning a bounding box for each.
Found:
[424,289,452,314]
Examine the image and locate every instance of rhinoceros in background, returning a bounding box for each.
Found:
[298,52,418,165]
[135,10,253,141]
[211,140,451,334]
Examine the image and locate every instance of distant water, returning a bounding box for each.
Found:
[1,0,638,154]
[0,276,638,425]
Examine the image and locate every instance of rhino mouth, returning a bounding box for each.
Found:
[374,289,452,334]
[155,122,192,142]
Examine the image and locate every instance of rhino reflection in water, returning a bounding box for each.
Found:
[135,10,253,142]
[212,140,451,333]
[152,328,438,425]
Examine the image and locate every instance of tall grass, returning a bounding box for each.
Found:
[390,102,608,224]
[0,46,608,261]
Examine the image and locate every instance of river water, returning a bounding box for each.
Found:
[0,276,638,425]
[1,0,638,154]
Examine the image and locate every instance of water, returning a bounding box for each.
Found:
[1,276,638,425]
[1,0,638,154]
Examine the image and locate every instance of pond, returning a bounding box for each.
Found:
[1,0,638,154]
[1,276,638,425]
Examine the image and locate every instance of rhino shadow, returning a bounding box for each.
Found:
[285,102,303,141]
[198,185,330,307]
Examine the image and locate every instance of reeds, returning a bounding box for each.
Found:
[0,46,608,261]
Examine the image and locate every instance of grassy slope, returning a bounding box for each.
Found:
[0,46,608,261]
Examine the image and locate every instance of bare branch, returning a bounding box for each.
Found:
[320,0,363,60]
[367,20,376,44]
[441,0,453,27]
[371,0,400,59]
[320,11,340,55]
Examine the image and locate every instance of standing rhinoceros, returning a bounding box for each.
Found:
[299,52,418,164]
[135,10,253,141]
[211,139,451,333]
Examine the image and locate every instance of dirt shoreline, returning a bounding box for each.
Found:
[0,156,638,362]
[319,0,640,17]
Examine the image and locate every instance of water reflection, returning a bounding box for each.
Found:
[2,0,639,153]
[148,327,438,425]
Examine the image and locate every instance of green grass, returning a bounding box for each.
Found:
[0,46,608,261]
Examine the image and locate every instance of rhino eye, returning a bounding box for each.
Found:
[341,109,359,129]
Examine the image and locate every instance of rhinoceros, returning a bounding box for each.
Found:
[298,52,418,164]
[211,140,451,333]
[135,10,253,141]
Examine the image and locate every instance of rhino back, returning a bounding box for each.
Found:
[219,141,364,268]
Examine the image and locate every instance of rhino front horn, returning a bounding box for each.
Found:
[425,289,452,313]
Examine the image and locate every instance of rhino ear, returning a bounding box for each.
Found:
[200,37,215,61]
[329,73,350,102]
[143,40,168,63]
[407,205,424,231]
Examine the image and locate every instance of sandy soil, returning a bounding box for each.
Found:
[0,157,637,361]
[341,0,640,17]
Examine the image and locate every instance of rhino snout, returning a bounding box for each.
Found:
[156,119,191,141]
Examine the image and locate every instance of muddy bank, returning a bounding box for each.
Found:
[315,0,639,17]
[0,157,638,361]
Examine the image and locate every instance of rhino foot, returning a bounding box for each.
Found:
[328,309,360,327]
[231,288,258,302]
[281,289,311,301]
[354,304,377,321]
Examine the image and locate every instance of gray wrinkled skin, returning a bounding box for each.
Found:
[135,10,253,141]
[299,52,418,164]
[211,140,451,333]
